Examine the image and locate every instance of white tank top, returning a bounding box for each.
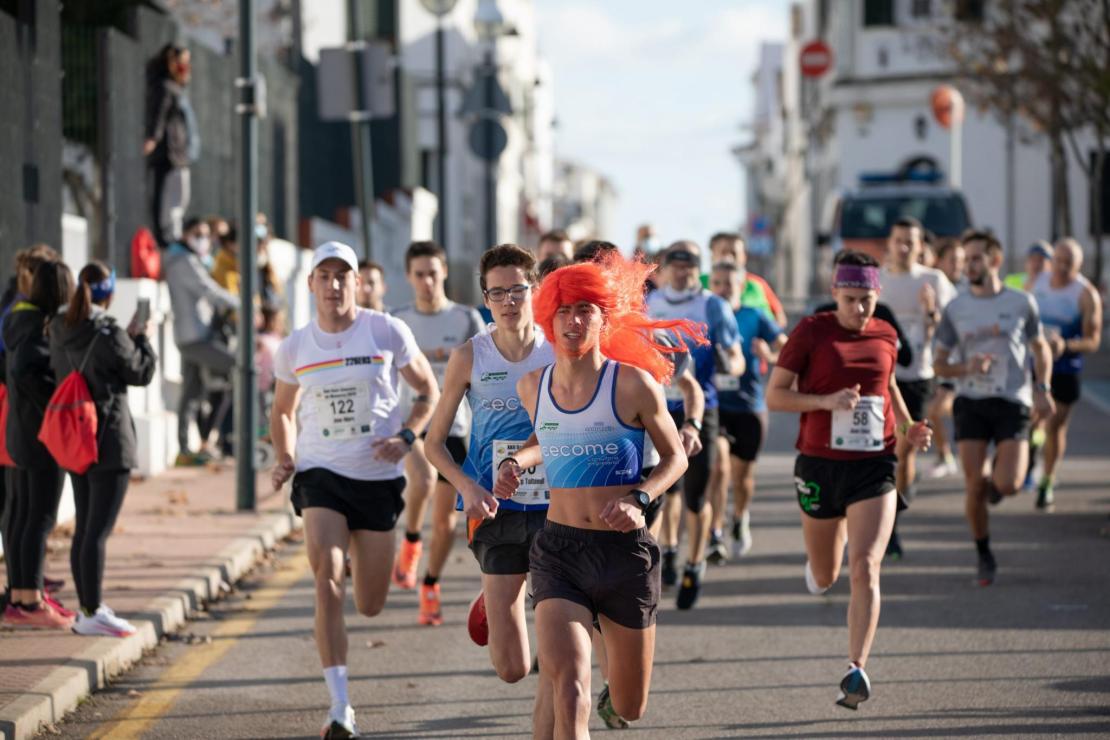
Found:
[273,309,420,481]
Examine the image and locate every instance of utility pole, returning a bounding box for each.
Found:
[236,0,258,511]
[347,0,375,259]
[435,17,448,246]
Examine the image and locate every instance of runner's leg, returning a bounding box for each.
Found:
[958,440,990,539]
[598,616,656,722]
[731,457,756,519]
[395,440,434,588]
[303,508,352,668]
[990,438,1029,498]
[1041,401,1073,485]
[708,436,730,536]
[426,482,458,580]
[844,493,897,667]
[483,572,530,682]
[801,514,847,590]
[535,598,594,738]
[348,528,396,618]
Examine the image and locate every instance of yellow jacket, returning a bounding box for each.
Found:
[211,248,240,296]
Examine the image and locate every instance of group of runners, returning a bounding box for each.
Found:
[269,220,1100,737]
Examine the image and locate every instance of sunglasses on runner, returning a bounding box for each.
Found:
[483,284,530,303]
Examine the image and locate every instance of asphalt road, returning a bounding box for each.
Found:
[52,404,1110,739]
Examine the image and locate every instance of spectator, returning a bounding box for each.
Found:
[357,260,387,311]
[1,259,75,629]
[145,43,200,247]
[536,229,573,261]
[254,214,284,311]
[211,224,240,295]
[49,261,156,637]
[164,216,239,465]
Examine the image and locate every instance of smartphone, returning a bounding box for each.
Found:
[135,298,151,325]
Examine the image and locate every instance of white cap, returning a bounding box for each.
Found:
[311,241,360,273]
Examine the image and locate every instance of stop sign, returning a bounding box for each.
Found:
[800,40,833,78]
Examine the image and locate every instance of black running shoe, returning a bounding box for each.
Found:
[884,527,903,561]
[596,683,629,729]
[706,531,728,565]
[661,550,678,587]
[676,562,704,610]
[1035,482,1055,511]
[977,551,997,586]
[835,665,871,710]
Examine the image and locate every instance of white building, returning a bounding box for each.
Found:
[744,0,1100,300]
[552,159,618,243]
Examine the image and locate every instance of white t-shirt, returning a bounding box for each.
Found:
[880,263,957,381]
[274,309,420,481]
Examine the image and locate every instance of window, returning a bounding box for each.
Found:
[955,0,985,22]
[864,0,895,27]
[911,0,932,18]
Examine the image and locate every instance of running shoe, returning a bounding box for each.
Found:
[1035,481,1055,511]
[418,583,443,626]
[928,453,958,479]
[976,551,997,586]
[731,511,752,558]
[2,601,74,630]
[43,576,65,594]
[596,683,630,729]
[676,561,705,610]
[321,705,358,739]
[44,594,77,620]
[661,549,678,588]
[174,450,211,467]
[706,530,728,566]
[467,591,489,646]
[392,538,422,590]
[835,664,871,710]
[884,527,903,561]
[73,605,137,638]
[804,560,830,595]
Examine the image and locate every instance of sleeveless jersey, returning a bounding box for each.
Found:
[534,360,645,489]
[273,309,419,481]
[1032,272,1086,375]
[460,329,555,511]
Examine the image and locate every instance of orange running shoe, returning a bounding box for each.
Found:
[418,583,443,626]
[467,591,488,646]
[392,538,422,589]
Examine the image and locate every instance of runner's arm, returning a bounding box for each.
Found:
[1066,286,1103,355]
[270,379,302,490]
[397,352,440,435]
[765,366,852,412]
[632,370,688,501]
[933,345,971,378]
[677,366,704,425]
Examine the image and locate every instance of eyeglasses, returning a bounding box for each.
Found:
[483,284,530,303]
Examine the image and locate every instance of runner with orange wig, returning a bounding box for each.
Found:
[494,252,705,735]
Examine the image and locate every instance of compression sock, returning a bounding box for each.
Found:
[423,574,439,587]
[975,537,991,557]
[323,665,350,712]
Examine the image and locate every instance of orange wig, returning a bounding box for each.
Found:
[532,252,708,384]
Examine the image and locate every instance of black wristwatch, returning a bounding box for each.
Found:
[683,418,702,433]
[397,428,416,447]
[627,489,651,511]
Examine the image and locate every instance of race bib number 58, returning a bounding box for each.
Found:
[830,395,885,451]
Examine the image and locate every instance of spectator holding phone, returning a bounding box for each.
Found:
[49,261,157,637]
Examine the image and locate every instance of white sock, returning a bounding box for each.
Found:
[804,561,829,595]
[323,665,349,712]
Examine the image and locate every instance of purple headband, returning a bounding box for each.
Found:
[833,265,880,290]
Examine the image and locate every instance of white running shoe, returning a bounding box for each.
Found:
[72,605,137,638]
[322,705,358,739]
[804,561,830,595]
[928,455,958,479]
[731,511,752,558]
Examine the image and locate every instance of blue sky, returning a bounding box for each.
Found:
[535,0,792,249]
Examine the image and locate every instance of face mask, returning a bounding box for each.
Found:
[255,223,268,241]
[641,238,659,253]
[188,236,211,257]
[660,285,698,302]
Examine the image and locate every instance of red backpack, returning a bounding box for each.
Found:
[38,335,100,474]
[0,384,14,467]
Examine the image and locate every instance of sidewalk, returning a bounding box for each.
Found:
[0,464,300,740]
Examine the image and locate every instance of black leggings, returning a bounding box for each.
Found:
[7,465,65,590]
[70,470,131,611]
[670,407,719,513]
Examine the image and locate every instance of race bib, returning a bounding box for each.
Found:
[714,373,740,392]
[313,381,374,441]
[493,440,549,505]
[966,354,1008,396]
[831,395,885,451]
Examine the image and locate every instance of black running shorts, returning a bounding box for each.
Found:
[1051,374,1081,405]
[668,407,719,513]
[530,521,660,629]
[468,508,547,575]
[719,410,767,462]
[291,468,405,531]
[793,454,901,520]
[953,396,1031,443]
[896,378,935,421]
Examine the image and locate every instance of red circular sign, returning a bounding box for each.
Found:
[800,40,833,78]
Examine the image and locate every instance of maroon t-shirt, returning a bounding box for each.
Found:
[777,312,898,460]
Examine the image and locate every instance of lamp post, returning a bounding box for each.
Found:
[419,0,458,246]
[474,0,507,250]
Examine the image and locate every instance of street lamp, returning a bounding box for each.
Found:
[473,0,512,250]
[419,0,458,247]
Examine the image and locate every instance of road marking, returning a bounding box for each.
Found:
[89,550,310,739]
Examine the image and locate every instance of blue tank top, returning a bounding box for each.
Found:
[533,360,645,489]
[1032,272,1085,375]
[460,329,554,511]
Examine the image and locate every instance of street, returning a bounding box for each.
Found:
[51,404,1110,739]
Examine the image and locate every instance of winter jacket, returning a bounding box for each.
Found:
[163,242,240,347]
[48,308,157,472]
[146,78,201,169]
[3,303,57,469]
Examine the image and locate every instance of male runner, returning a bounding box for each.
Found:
[391,241,483,626]
[1031,237,1102,509]
[767,250,932,710]
[927,239,967,479]
[707,232,788,326]
[424,245,554,708]
[879,216,956,557]
[537,229,574,261]
[271,241,438,738]
[934,231,1055,585]
[645,241,742,609]
[1004,241,1053,292]
[709,261,786,558]
[357,260,387,311]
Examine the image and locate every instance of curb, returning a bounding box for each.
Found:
[0,510,300,740]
